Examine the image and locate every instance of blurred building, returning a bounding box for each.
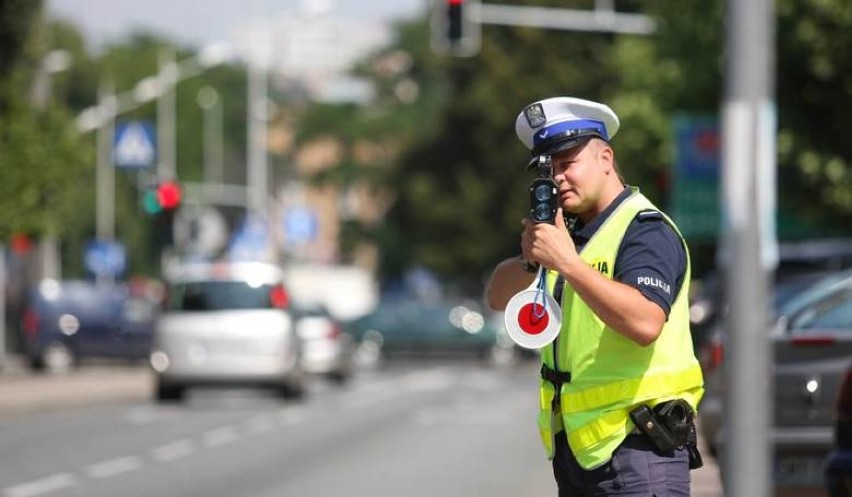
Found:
[229,8,395,273]
[232,10,385,103]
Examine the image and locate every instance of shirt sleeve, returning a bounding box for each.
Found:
[613,212,687,318]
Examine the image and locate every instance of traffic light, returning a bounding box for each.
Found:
[144,181,182,250]
[143,181,182,214]
[431,0,481,57]
[157,181,182,210]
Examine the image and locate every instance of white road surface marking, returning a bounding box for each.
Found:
[4,473,77,497]
[84,456,143,479]
[202,426,240,447]
[150,439,196,462]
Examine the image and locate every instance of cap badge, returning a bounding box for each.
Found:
[524,103,546,129]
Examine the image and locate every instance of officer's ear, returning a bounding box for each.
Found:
[599,141,614,162]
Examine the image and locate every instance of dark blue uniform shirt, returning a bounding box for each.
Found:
[569,186,686,317]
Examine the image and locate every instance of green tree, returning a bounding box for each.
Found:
[385,0,633,293]
[0,0,91,243]
[376,0,852,292]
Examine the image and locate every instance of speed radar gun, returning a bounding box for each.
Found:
[504,154,562,349]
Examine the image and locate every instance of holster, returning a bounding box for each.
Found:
[629,399,704,470]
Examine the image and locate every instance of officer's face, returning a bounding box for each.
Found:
[551,139,611,216]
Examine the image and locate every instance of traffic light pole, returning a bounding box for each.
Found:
[473,2,656,35]
[432,0,656,57]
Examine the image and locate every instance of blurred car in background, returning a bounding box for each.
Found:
[344,298,518,367]
[698,269,852,495]
[21,279,157,374]
[151,261,305,403]
[825,361,852,497]
[292,300,354,386]
[689,238,852,354]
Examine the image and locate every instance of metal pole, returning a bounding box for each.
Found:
[247,35,269,218]
[158,49,177,180]
[31,51,71,281]
[96,81,116,243]
[213,93,224,185]
[0,244,6,371]
[722,0,776,495]
[474,3,656,35]
[197,86,223,185]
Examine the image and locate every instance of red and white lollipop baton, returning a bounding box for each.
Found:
[504,266,561,349]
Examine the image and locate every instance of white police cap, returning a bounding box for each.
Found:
[515,97,620,156]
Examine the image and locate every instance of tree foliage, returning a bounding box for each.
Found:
[329,0,852,293]
[0,0,91,243]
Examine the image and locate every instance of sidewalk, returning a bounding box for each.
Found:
[0,356,151,417]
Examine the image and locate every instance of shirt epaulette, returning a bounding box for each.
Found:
[636,210,663,222]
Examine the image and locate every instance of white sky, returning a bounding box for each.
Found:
[46,0,427,50]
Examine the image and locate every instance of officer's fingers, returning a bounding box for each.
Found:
[554,208,565,228]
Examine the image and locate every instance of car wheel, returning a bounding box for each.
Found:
[156,382,185,403]
[276,382,305,400]
[41,342,75,374]
[354,331,384,370]
[327,370,350,387]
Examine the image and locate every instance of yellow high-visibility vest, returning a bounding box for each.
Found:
[537,188,704,469]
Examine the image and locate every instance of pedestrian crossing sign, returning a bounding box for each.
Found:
[114,120,157,169]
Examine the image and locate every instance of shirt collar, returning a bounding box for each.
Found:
[571,186,632,242]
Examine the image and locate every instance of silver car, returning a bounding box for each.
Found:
[699,269,852,494]
[292,301,354,385]
[150,261,305,403]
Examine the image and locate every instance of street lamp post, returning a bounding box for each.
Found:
[157,49,178,181]
[95,81,117,245]
[247,28,271,220]
[197,86,224,186]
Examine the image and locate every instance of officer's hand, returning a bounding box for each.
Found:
[527,209,577,271]
[520,217,535,264]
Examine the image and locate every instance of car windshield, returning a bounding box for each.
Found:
[776,271,852,319]
[167,281,275,311]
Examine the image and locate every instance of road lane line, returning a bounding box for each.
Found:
[84,456,143,479]
[150,439,196,462]
[4,473,77,497]
[202,426,240,447]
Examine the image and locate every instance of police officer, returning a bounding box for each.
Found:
[485,97,704,496]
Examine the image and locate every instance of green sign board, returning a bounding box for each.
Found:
[671,116,720,242]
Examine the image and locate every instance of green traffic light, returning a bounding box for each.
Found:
[143,189,162,214]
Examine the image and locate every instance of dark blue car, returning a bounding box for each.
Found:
[20,279,158,373]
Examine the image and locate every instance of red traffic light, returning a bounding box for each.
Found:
[431,0,480,57]
[157,181,182,210]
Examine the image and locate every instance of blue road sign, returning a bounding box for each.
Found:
[674,115,720,181]
[114,120,157,169]
[228,213,271,261]
[84,240,127,278]
[283,206,318,246]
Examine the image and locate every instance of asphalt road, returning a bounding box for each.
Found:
[0,359,723,497]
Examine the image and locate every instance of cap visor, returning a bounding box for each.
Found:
[528,135,598,166]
